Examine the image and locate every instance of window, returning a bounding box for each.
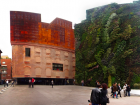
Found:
[1,66,7,70]
[52,63,63,71]
[2,70,7,73]
[25,48,30,57]
[2,75,6,77]
[2,62,5,64]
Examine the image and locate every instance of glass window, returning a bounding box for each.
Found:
[25,48,30,57]
[2,62,5,64]
[52,63,63,71]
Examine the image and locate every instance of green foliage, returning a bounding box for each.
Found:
[133,83,140,89]
[74,2,140,87]
[85,62,97,68]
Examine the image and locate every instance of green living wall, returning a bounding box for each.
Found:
[74,1,140,88]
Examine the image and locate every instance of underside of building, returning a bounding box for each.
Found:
[10,11,75,84]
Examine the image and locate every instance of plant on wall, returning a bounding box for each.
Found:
[74,1,140,88]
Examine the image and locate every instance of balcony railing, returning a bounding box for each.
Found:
[1,67,7,70]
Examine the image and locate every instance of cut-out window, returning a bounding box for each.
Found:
[52,63,63,71]
[25,48,30,57]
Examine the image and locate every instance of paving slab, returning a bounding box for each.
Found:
[0,85,139,105]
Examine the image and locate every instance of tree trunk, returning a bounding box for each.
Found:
[108,74,112,88]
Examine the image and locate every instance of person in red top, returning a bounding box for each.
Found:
[31,78,35,88]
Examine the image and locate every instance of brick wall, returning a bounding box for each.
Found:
[12,43,75,79]
[1,59,12,80]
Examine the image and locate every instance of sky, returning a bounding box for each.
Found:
[0,0,136,58]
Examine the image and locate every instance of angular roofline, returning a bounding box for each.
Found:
[50,17,72,24]
[10,11,41,15]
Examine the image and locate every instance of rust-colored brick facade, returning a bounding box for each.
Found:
[1,59,12,80]
[0,50,2,67]
[10,11,75,80]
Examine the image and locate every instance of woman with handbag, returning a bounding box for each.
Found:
[101,83,109,105]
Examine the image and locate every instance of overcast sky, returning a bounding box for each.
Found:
[0,0,135,58]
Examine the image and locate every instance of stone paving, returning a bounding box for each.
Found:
[0,85,139,105]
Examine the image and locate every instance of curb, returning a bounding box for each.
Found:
[0,83,15,94]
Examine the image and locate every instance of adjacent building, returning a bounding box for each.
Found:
[0,58,12,81]
[0,50,2,67]
[10,11,75,84]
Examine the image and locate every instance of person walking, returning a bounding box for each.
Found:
[126,85,131,96]
[113,83,118,99]
[90,84,102,105]
[29,78,31,88]
[67,79,69,85]
[51,80,54,88]
[81,80,84,86]
[6,80,9,87]
[11,80,14,87]
[117,83,122,97]
[110,84,114,97]
[101,83,109,105]
[31,78,35,88]
[73,79,75,85]
[123,84,127,97]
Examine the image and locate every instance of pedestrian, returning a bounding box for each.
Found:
[123,84,127,97]
[51,80,54,88]
[31,78,35,88]
[73,79,75,85]
[90,84,102,105]
[11,80,14,87]
[14,79,16,85]
[81,80,84,86]
[110,84,114,97]
[113,83,118,99]
[126,85,131,96]
[6,80,9,87]
[101,83,109,105]
[67,79,69,85]
[29,78,31,88]
[117,83,122,97]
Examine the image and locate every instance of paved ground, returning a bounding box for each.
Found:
[0,85,140,105]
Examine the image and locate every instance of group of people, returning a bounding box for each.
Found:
[90,81,109,105]
[29,78,35,88]
[29,79,54,88]
[4,79,9,87]
[90,81,131,105]
[3,79,16,87]
[111,83,131,98]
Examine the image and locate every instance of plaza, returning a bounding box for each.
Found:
[0,85,140,105]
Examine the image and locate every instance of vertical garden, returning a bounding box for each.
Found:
[74,1,140,88]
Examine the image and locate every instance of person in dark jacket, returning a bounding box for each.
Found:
[126,85,131,96]
[90,84,102,105]
[101,83,108,105]
[110,84,114,97]
[117,83,122,97]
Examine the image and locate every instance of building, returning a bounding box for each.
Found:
[0,50,2,67]
[1,55,9,59]
[0,58,12,81]
[10,11,75,84]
